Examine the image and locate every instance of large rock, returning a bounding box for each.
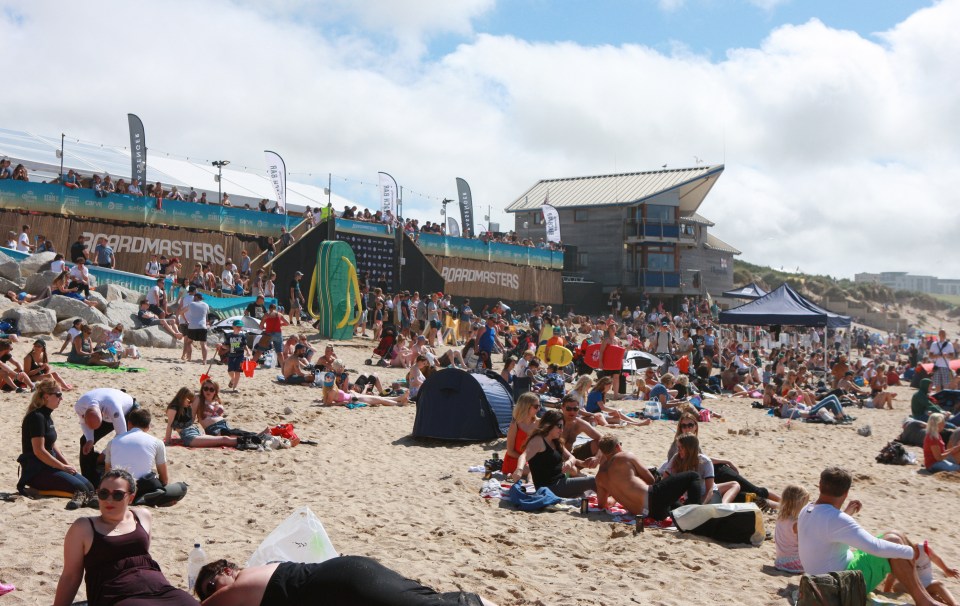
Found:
[43,295,111,325]
[19,252,57,276]
[0,261,20,284]
[87,291,108,312]
[95,283,142,302]
[25,271,58,296]
[103,300,140,331]
[125,325,178,349]
[2,306,57,335]
[0,250,13,265]
[88,323,114,344]
[0,276,21,294]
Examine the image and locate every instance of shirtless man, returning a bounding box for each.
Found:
[594,435,703,521]
[281,344,315,386]
[560,394,603,469]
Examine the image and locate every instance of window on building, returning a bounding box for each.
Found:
[577,251,589,269]
[574,209,589,222]
[533,211,543,225]
[645,204,675,223]
[644,245,676,271]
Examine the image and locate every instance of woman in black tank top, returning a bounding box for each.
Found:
[53,469,198,606]
[513,409,597,499]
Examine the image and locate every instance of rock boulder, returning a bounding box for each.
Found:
[19,252,57,276]
[0,276,21,295]
[0,260,20,284]
[43,295,111,325]
[103,301,141,331]
[125,325,179,349]
[1,306,57,335]
[25,271,58,296]
[95,283,143,303]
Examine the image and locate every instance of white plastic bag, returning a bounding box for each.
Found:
[246,506,338,567]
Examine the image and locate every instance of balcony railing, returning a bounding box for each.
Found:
[625,220,684,240]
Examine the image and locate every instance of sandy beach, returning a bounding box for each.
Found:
[1,325,958,606]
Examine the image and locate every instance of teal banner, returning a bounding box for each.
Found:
[0,180,292,238]
[333,218,563,270]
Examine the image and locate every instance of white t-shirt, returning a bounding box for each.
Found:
[69,264,89,283]
[74,388,135,442]
[930,340,954,368]
[145,261,161,277]
[17,232,30,252]
[659,453,715,480]
[184,300,210,330]
[146,285,163,306]
[221,270,234,290]
[50,259,66,274]
[103,428,166,481]
[797,503,913,576]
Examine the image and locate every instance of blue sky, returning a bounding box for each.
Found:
[439,0,934,58]
[1,0,959,278]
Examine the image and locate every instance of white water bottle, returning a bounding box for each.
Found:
[187,543,206,593]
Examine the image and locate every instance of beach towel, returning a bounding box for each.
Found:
[672,503,765,546]
[50,362,145,373]
[506,482,561,511]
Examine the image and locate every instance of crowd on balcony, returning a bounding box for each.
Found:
[0,158,30,181]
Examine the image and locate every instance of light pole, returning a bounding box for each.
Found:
[212,160,230,204]
[440,198,453,230]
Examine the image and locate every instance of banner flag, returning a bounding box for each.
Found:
[542,200,561,243]
[127,114,146,186]
[378,171,398,217]
[264,150,287,212]
[455,177,474,237]
[447,216,461,237]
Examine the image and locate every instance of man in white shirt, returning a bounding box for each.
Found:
[183,292,211,364]
[145,277,167,317]
[798,467,943,604]
[929,329,955,392]
[74,387,137,485]
[221,262,235,293]
[68,257,92,297]
[103,408,187,506]
[144,254,161,278]
[17,225,33,252]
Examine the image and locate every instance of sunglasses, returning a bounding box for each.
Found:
[96,488,130,502]
[202,387,217,392]
[679,422,697,429]
[50,392,63,398]
[563,406,579,412]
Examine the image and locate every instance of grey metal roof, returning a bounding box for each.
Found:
[680,212,715,226]
[705,233,741,255]
[506,165,724,215]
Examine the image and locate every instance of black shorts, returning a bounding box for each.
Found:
[186,328,208,342]
[148,304,164,316]
[285,375,306,385]
[227,356,244,372]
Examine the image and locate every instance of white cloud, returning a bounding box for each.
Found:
[656,0,687,12]
[746,0,791,11]
[1,0,959,279]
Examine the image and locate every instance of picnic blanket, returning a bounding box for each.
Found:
[51,362,145,373]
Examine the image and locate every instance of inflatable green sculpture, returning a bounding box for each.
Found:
[307,240,361,340]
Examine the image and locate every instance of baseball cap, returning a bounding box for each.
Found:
[294,271,304,276]
[232,320,243,327]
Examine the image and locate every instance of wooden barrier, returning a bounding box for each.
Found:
[426,255,562,304]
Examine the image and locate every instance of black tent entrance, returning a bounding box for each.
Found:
[412,369,514,441]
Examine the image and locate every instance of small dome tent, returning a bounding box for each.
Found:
[412,369,514,441]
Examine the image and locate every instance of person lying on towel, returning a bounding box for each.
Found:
[194,555,498,606]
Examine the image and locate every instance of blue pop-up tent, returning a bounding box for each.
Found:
[722,282,769,300]
[718,283,850,328]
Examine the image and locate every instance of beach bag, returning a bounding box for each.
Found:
[875,441,911,465]
[247,506,338,568]
[672,503,765,546]
[796,570,866,606]
[270,423,300,446]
